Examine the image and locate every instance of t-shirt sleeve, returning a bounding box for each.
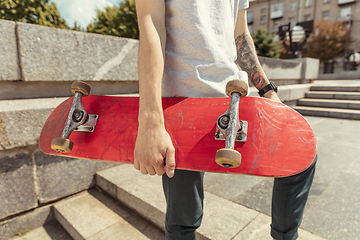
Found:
[239,0,249,10]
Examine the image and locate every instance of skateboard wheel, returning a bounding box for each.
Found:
[51,138,74,153]
[225,79,248,98]
[71,81,91,96]
[215,148,241,168]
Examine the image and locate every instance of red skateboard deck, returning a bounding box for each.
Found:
[39,95,317,177]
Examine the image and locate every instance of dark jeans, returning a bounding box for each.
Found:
[162,156,317,240]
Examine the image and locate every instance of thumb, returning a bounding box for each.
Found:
[165,147,176,178]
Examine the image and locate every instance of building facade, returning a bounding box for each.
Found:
[247,0,360,52]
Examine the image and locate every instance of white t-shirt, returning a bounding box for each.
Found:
[162,0,249,97]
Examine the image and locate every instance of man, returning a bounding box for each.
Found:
[133,0,316,239]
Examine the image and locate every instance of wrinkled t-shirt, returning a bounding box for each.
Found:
[162,0,249,97]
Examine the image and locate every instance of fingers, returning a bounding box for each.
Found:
[134,154,166,176]
[165,147,176,178]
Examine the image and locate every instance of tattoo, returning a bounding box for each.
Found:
[235,33,268,90]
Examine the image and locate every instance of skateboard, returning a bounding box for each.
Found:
[39,81,317,177]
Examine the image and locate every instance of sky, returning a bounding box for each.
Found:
[50,0,122,29]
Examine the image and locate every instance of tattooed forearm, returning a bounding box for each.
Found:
[235,33,269,90]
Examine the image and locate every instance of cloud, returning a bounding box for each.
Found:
[51,0,121,28]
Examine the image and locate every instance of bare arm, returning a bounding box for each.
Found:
[134,0,175,178]
[234,9,280,101]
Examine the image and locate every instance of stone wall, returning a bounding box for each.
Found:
[0,19,319,237]
[0,19,137,228]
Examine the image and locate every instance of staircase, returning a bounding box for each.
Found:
[293,85,360,120]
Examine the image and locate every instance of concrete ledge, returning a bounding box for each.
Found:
[16,22,138,81]
[0,81,139,100]
[249,83,312,102]
[0,20,20,81]
[318,71,360,80]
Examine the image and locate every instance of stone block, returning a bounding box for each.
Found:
[0,204,55,240]
[34,149,119,203]
[54,191,150,240]
[259,56,302,80]
[0,109,52,150]
[16,22,138,82]
[0,151,37,220]
[289,57,319,80]
[0,20,20,80]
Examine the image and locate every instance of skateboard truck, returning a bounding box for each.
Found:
[51,81,98,153]
[215,79,248,168]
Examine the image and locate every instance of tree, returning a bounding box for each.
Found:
[252,28,281,59]
[87,0,138,39]
[302,20,347,69]
[0,0,69,29]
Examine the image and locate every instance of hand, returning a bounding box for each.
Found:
[134,125,176,178]
[263,90,281,103]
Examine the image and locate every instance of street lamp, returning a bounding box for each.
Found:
[278,20,313,59]
[285,25,305,58]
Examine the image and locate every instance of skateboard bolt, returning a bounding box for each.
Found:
[73,110,84,122]
[219,115,230,129]
[215,131,220,139]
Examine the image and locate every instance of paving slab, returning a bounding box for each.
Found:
[11,222,72,240]
[54,191,157,240]
[233,213,327,240]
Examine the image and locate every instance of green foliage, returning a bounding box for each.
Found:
[72,21,85,32]
[252,28,281,59]
[87,0,138,39]
[302,20,347,64]
[0,0,69,29]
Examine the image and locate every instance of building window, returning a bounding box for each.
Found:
[323,0,330,3]
[289,17,296,26]
[305,0,312,7]
[290,2,297,11]
[270,2,284,19]
[261,15,266,25]
[248,25,253,34]
[322,11,329,20]
[274,20,281,28]
[340,7,351,18]
[247,12,254,24]
[338,0,355,5]
[261,8,267,14]
[304,14,311,21]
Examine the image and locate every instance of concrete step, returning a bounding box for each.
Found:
[304,91,360,100]
[293,106,360,120]
[310,85,360,92]
[11,221,73,240]
[95,165,327,240]
[297,99,360,110]
[53,189,164,240]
